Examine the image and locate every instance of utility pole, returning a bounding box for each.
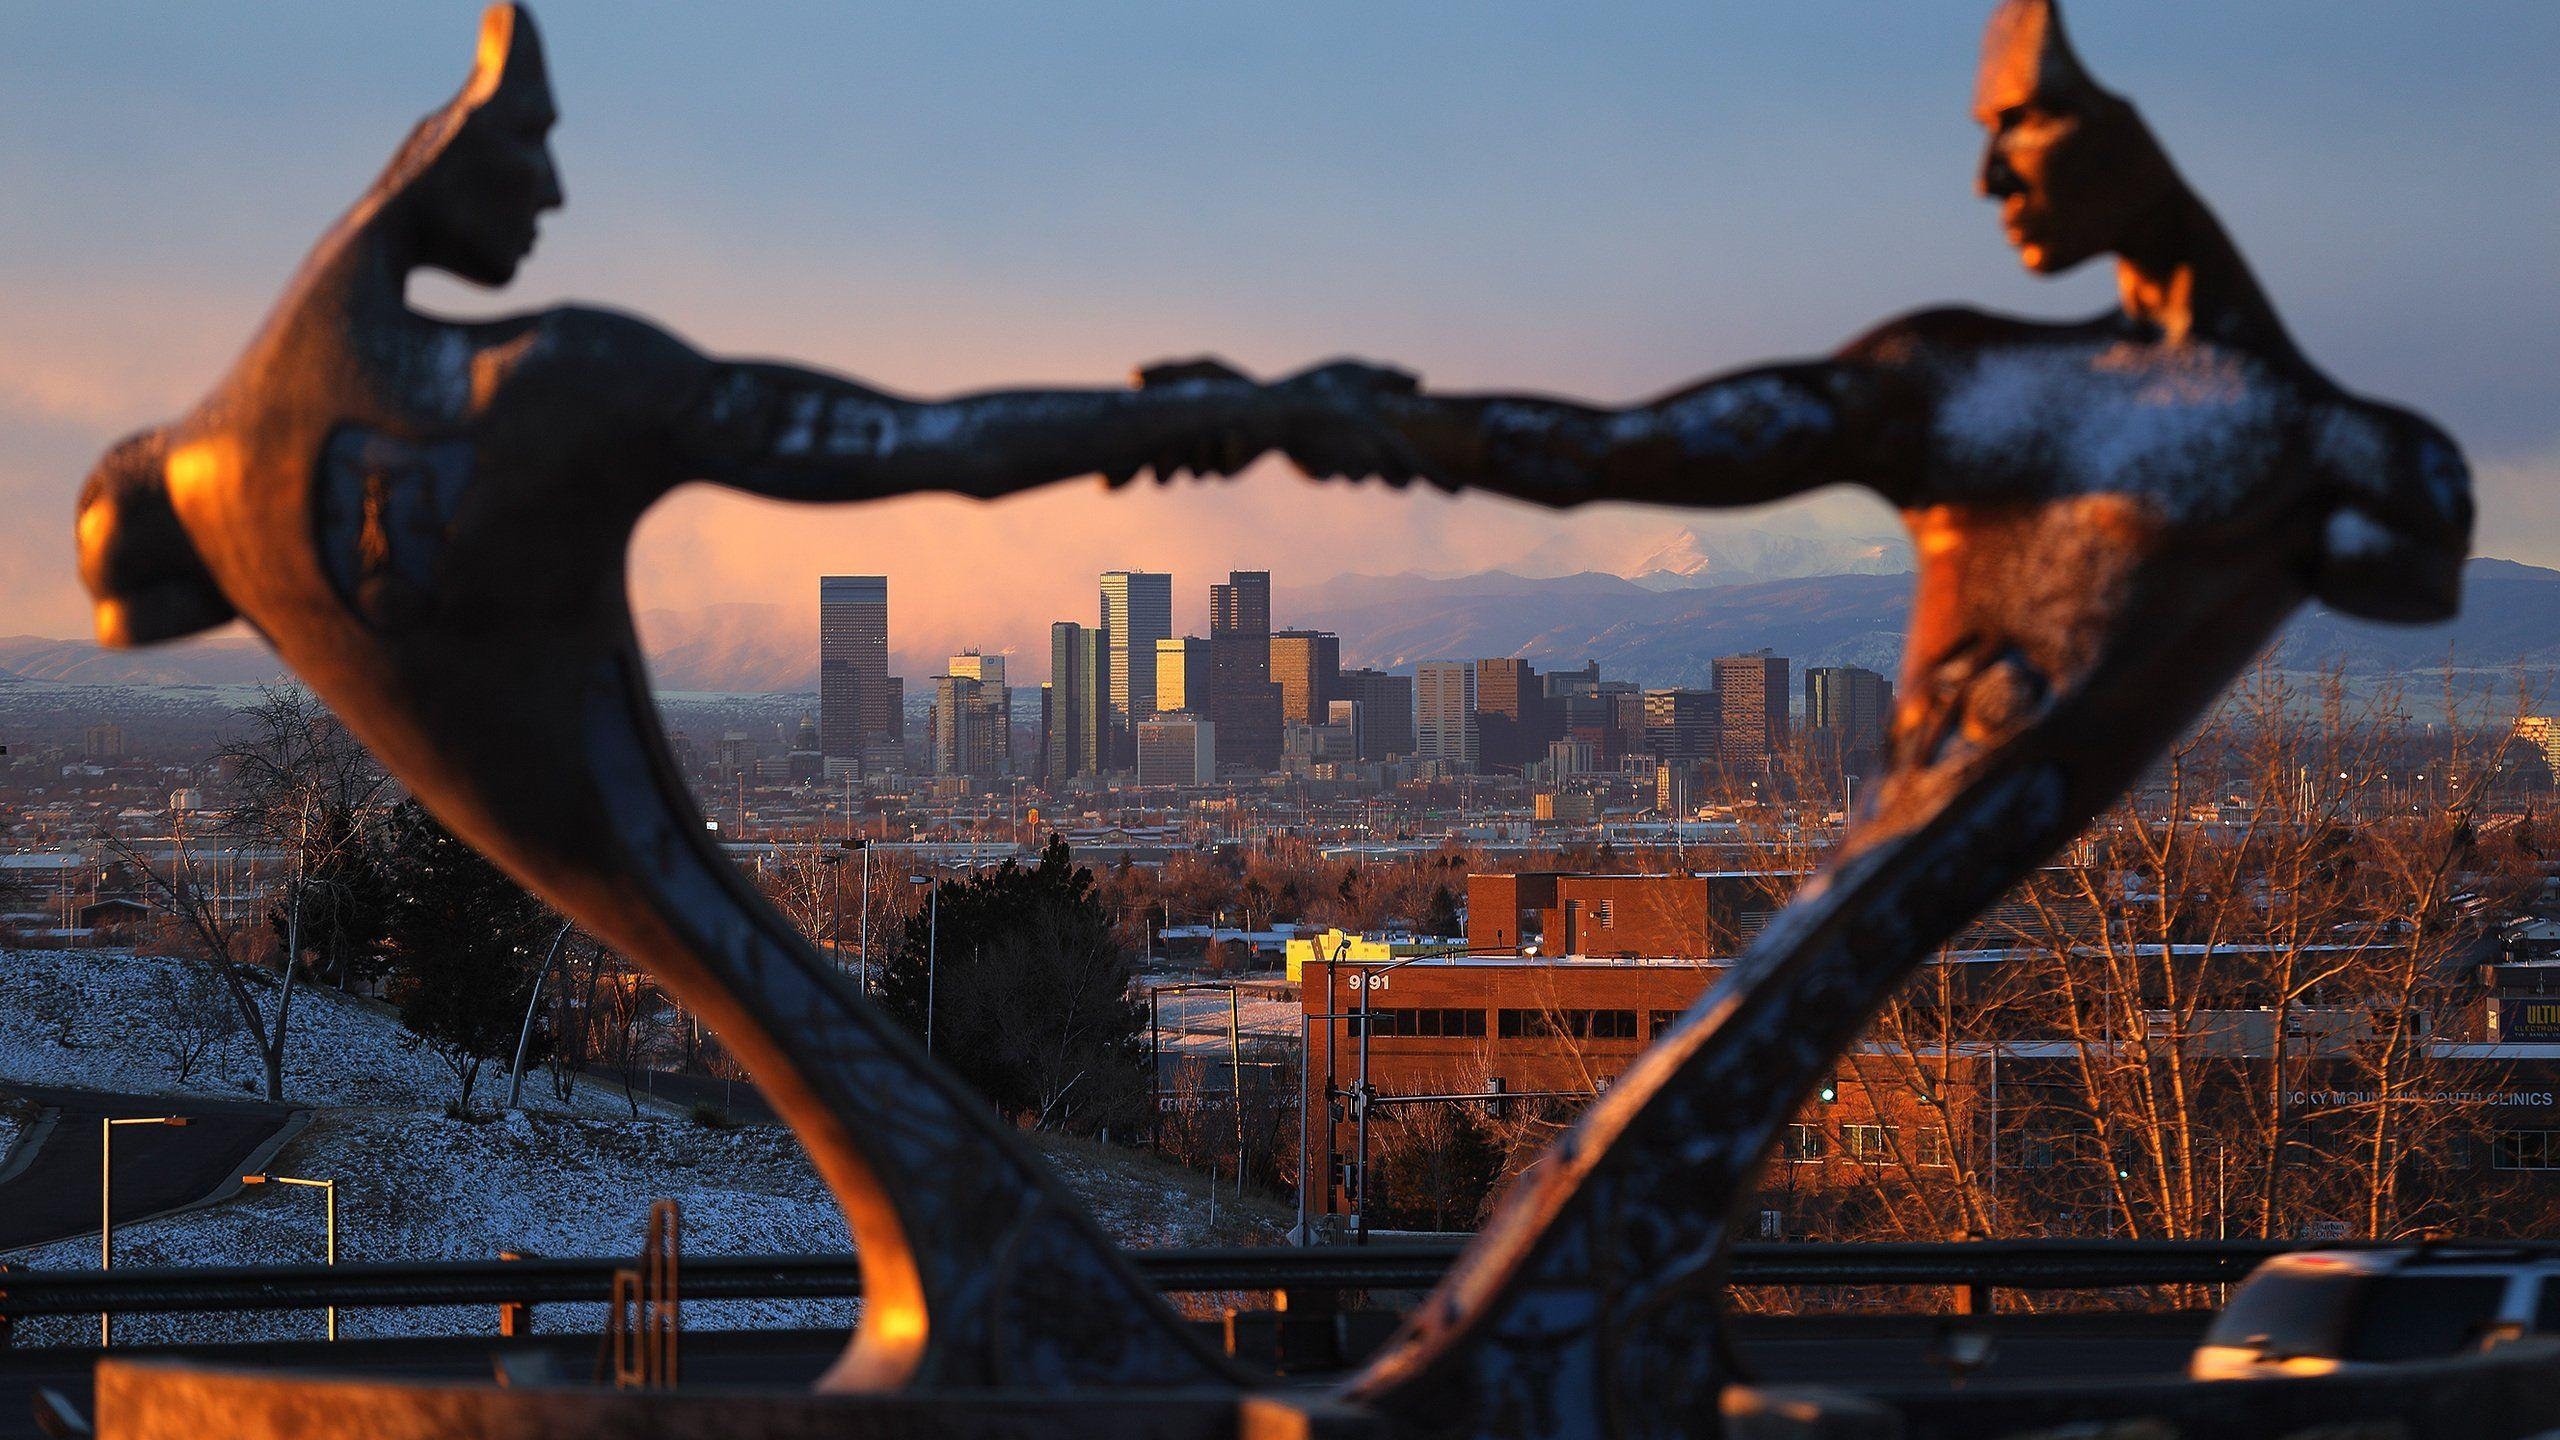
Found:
[1229,986,1245,1202]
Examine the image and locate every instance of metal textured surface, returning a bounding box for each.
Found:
[70,1,2472,1436]
[66,2,1316,1401]
[1313,3,2472,1436]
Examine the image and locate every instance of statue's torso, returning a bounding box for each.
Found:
[1907,320,2316,527]
[1852,314,2334,775]
[170,284,707,867]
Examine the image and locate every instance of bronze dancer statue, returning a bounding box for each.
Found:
[1267,2,2472,1434]
[73,3,1391,1400]
[74,2,2477,1436]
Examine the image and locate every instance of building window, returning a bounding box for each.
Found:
[1649,1010,1684,1038]
[1786,1124,1824,1162]
[1497,1009,1640,1040]
[1346,1007,1487,1039]
[1595,899,1615,928]
[2494,1130,2560,1171]
[1758,1209,1786,1239]
[1844,1124,1896,1164]
[1915,1128,1950,1168]
[2020,1134,2058,1170]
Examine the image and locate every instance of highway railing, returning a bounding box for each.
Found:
[0,1238,2461,1332]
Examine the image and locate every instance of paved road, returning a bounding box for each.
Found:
[0,1086,302,1255]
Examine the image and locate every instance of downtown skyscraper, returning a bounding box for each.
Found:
[1416,660,1480,773]
[1269,630,1340,727]
[818,575,890,778]
[1099,570,1172,764]
[1045,621,1110,784]
[1714,650,1791,767]
[1205,570,1280,771]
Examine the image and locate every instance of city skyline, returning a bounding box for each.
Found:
[5,6,2553,661]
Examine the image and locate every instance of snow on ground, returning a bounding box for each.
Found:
[0,948,1292,1345]
[0,947,629,1114]
[0,1090,33,1170]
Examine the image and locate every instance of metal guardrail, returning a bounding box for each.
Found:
[0,1238,2469,1325]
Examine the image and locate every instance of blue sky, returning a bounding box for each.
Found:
[5,3,2553,664]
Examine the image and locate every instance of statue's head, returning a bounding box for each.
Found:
[77,429,238,648]
[1973,0,2178,274]
[380,5,563,287]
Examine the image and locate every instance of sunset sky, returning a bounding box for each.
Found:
[6,3,2554,676]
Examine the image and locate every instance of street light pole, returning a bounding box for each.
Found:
[101,1115,188,1347]
[908,874,939,1055]
[242,1173,338,1340]
[506,918,577,1111]
[857,839,873,995]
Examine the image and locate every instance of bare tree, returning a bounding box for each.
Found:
[144,960,240,1088]
[218,686,393,992]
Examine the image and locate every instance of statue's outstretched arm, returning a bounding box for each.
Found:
[1311,358,1909,509]
[678,356,1289,503]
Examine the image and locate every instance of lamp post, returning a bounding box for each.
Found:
[100,1115,189,1347]
[856,837,872,994]
[1347,950,1439,1245]
[241,1173,338,1340]
[505,917,577,1111]
[908,874,938,1055]
[819,837,865,987]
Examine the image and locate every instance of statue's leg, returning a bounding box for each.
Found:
[577,654,1238,1393]
[1342,755,2073,1439]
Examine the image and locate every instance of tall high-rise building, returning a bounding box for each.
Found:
[818,575,889,777]
[1269,630,1340,727]
[1325,699,1366,764]
[1210,571,1271,638]
[1098,570,1173,727]
[948,652,1011,773]
[1475,658,1546,771]
[1804,665,1892,758]
[1205,570,1280,771]
[1714,650,1791,766]
[1642,688,1720,762]
[1137,716,1217,786]
[1155,636,1211,714]
[1415,661,1480,772]
[931,673,1001,779]
[1338,668,1415,760]
[1543,660,1601,701]
[1045,622,1110,783]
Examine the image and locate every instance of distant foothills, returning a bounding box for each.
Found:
[5,557,2559,702]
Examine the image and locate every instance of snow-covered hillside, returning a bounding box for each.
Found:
[0,946,624,1113]
[0,948,1289,1345]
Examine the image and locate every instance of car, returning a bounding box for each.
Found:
[2192,1246,2560,1380]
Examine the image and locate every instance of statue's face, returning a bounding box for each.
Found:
[412,76,563,287]
[1974,94,2166,275]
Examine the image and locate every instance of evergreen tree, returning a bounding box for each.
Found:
[877,836,1147,1135]
[1422,883,1463,939]
[378,799,550,1110]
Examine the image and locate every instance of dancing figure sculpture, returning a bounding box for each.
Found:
[74,2,2472,1438]
[1292,2,2472,1435]
[74,3,1393,1416]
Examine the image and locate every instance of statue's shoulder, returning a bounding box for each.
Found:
[466,305,714,426]
[518,304,710,373]
[1836,306,2102,368]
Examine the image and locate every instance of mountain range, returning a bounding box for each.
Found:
[9,558,2557,700]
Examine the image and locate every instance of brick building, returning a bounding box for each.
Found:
[1465,871,1800,959]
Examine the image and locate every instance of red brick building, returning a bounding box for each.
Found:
[1465,871,1799,959]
